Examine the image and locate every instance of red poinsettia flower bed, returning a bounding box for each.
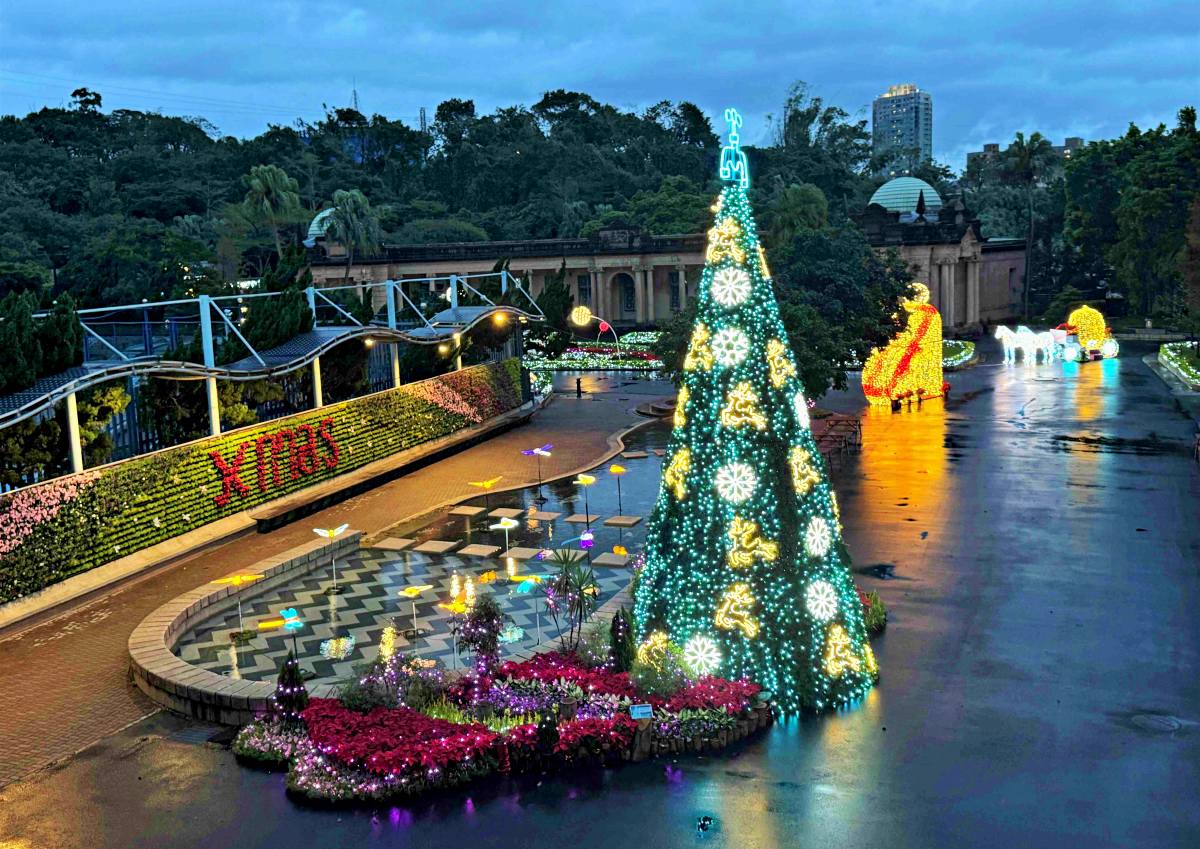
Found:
[302,699,497,778]
[495,652,639,698]
[655,676,762,713]
[505,713,639,758]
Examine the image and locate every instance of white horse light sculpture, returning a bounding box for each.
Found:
[996,325,1059,363]
[995,325,1018,362]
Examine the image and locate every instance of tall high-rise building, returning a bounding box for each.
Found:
[872,84,933,176]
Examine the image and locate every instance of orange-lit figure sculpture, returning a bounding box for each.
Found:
[862,282,944,406]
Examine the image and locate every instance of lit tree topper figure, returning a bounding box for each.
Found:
[633,107,877,713]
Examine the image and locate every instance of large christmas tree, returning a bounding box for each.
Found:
[634,109,877,713]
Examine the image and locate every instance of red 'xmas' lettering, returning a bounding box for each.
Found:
[210,444,250,506]
[210,417,342,507]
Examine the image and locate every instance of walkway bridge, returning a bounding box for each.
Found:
[0,272,543,472]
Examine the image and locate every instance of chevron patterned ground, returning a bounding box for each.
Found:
[175,548,635,684]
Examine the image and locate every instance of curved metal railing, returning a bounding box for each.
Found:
[1,272,541,429]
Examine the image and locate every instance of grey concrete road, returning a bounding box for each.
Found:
[2,345,1198,848]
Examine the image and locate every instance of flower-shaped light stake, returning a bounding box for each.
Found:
[573,472,598,530]
[399,584,434,640]
[521,443,553,503]
[313,524,350,595]
[467,476,503,515]
[572,473,598,564]
[608,463,628,514]
[211,574,263,641]
[490,516,519,553]
[280,607,304,655]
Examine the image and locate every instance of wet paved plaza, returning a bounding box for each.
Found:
[2,344,1198,848]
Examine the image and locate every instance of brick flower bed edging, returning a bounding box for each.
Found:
[128,532,362,725]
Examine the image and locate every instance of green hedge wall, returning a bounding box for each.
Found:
[0,359,523,604]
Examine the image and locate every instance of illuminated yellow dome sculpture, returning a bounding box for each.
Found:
[861,282,944,406]
[1061,304,1118,361]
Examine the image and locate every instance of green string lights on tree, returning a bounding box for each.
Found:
[633,108,878,713]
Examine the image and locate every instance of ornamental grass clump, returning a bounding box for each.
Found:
[578,620,612,669]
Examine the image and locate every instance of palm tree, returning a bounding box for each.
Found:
[765,181,827,250]
[323,189,382,282]
[242,165,301,259]
[1002,132,1055,320]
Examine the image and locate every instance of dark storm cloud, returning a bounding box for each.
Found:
[1,0,1195,167]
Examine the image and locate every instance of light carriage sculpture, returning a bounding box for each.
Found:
[994,304,1118,365]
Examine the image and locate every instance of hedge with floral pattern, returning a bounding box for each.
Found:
[0,359,524,604]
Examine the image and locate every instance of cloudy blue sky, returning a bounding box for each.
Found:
[2,1,1196,169]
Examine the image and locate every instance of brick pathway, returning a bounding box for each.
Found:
[0,381,663,787]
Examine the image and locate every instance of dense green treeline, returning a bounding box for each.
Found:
[0,85,1197,414]
[0,84,894,308]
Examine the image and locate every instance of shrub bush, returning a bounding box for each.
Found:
[630,643,689,696]
[578,620,612,669]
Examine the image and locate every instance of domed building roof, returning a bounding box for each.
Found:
[868,177,943,215]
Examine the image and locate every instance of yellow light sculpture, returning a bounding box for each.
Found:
[720,381,767,430]
[212,574,263,588]
[379,626,398,661]
[674,385,689,428]
[726,516,778,569]
[664,447,691,500]
[715,583,759,638]
[766,339,796,388]
[636,630,671,669]
[788,445,821,495]
[705,217,746,264]
[861,282,944,406]
[823,623,863,677]
[684,323,715,372]
[569,305,594,327]
[1067,305,1107,349]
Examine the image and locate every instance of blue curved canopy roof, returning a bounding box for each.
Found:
[304,208,335,247]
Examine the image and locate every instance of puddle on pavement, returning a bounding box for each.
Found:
[856,563,897,579]
[1049,433,1188,456]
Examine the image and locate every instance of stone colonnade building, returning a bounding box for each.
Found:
[859,177,1026,331]
[308,229,707,327]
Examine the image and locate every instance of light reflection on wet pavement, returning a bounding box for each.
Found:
[3,342,1198,849]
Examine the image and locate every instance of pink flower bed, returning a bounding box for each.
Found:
[0,472,98,556]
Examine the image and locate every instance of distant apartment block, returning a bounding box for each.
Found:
[872,84,933,176]
[967,136,1084,170]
